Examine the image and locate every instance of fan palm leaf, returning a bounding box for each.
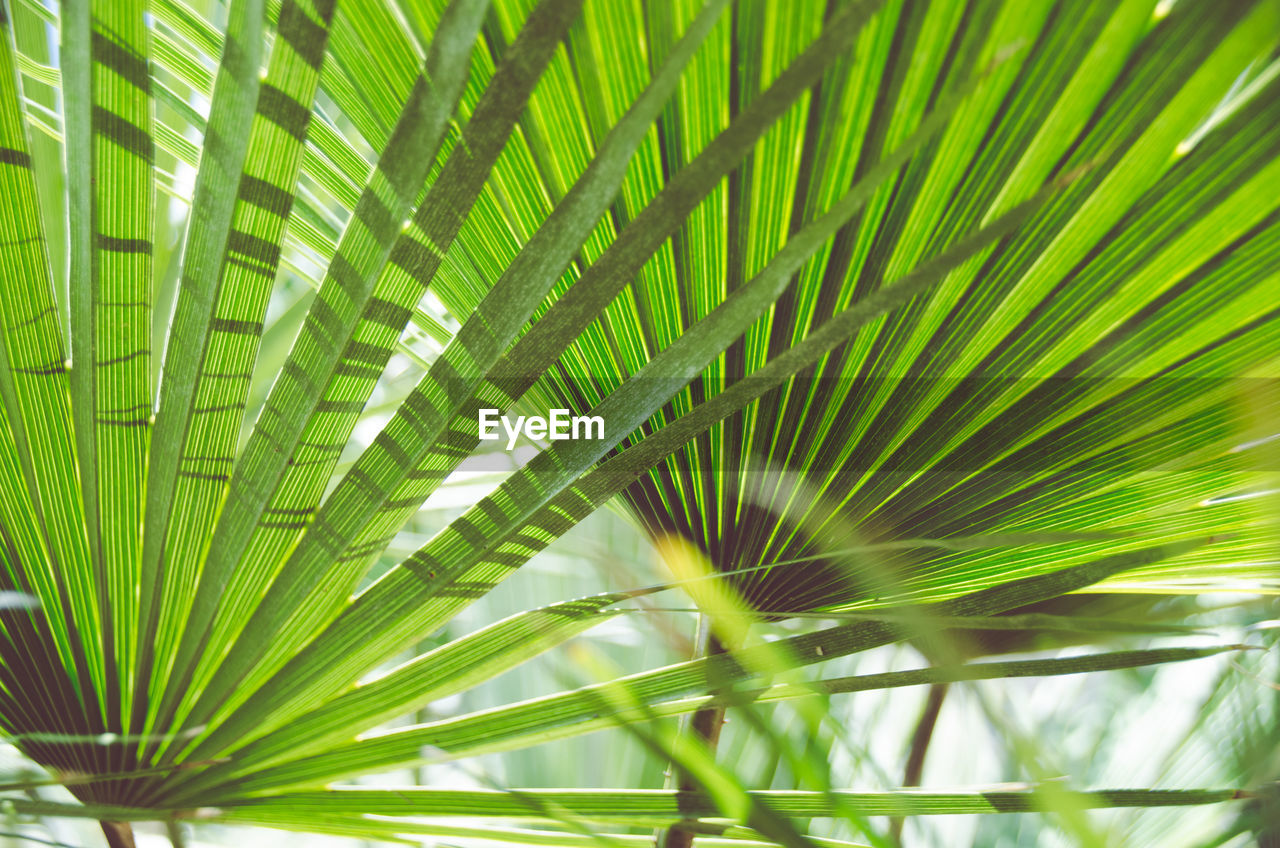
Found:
[0,0,1276,845]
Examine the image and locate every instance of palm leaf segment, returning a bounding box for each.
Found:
[430,0,1280,615]
[0,0,1275,836]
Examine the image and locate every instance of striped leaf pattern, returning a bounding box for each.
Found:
[423,0,1280,614]
[168,0,492,737]
[140,0,339,745]
[318,0,888,598]
[0,3,91,697]
[64,0,157,721]
[0,0,1274,841]
[180,0,734,733]
[191,174,1052,754]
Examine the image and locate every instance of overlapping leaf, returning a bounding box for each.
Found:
[0,0,1274,843]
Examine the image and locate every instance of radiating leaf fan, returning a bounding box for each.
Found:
[0,0,1276,846]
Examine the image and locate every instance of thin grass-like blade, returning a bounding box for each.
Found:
[209,538,1207,796]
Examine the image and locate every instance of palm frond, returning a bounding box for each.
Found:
[0,0,1275,844]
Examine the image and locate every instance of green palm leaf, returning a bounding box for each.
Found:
[0,0,1276,846]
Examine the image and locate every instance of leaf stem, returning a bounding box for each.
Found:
[888,683,950,845]
[98,821,135,848]
[660,619,731,848]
